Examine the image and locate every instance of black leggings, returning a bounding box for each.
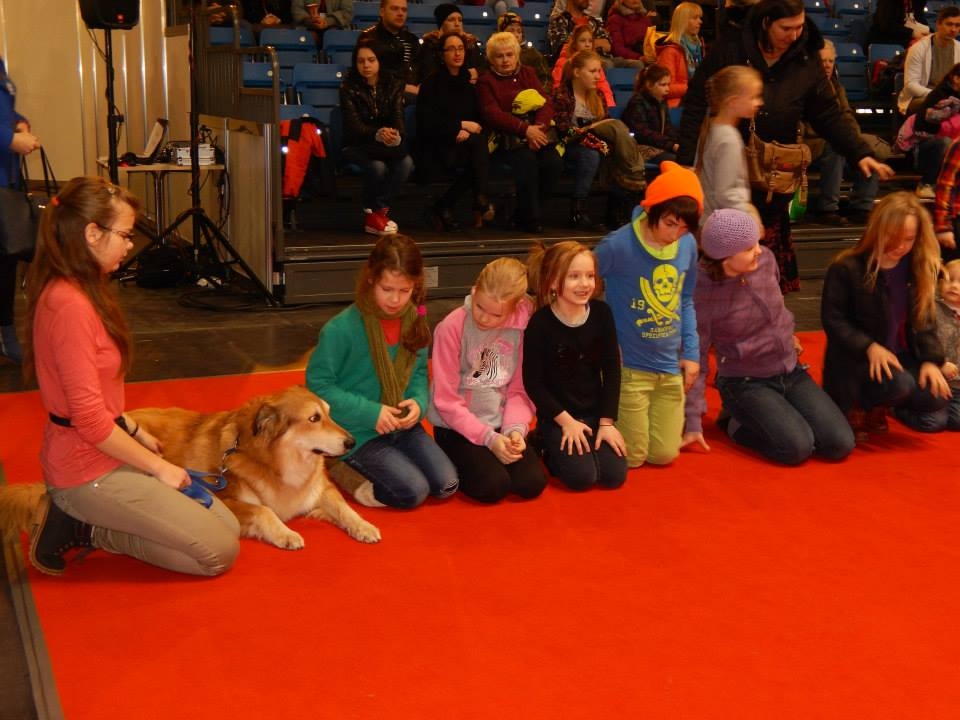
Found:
[0,255,18,326]
[433,426,547,504]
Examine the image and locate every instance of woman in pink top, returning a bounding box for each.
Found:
[24,176,240,576]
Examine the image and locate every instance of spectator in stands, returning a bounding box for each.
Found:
[912,62,960,137]
[419,4,481,82]
[621,64,680,164]
[552,26,616,106]
[654,2,706,109]
[678,0,893,294]
[821,192,951,440]
[359,0,421,97]
[933,137,960,262]
[416,32,494,232]
[478,31,564,233]
[242,0,293,26]
[547,0,613,62]
[716,0,760,43]
[497,12,551,90]
[897,6,960,198]
[868,0,928,48]
[809,40,882,227]
[291,0,353,32]
[605,0,656,67]
[339,38,414,235]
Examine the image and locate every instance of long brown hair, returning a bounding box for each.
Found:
[835,191,941,326]
[355,234,431,352]
[695,65,762,171]
[527,241,601,309]
[23,176,138,382]
[562,50,607,120]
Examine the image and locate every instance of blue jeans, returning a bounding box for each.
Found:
[565,143,602,199]
[861,354,950,427]
[816,143,879,214]
[892,380,959,432]
[341,146,414,211]
[344,424,459,509]
[538,418,627,491]
[716,366,855,465]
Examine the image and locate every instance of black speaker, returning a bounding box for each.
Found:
[79,0,140,29]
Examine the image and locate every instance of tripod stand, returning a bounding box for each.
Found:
[156,3,278,306]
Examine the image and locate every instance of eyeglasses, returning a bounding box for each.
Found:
[97,224,135,242]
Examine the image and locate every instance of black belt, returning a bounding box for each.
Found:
[49,413,128,432]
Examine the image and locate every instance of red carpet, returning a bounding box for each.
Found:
[2,335,959,719]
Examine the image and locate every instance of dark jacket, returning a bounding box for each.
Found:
[821,253,945,412]
[622,90,677,150]
[339,73,406,147]
[868,0,927,48]
[359,22,421,86]
[414,66,481,178]
[677,18,872,167]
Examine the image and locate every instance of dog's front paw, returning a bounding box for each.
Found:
[349,520,381,544]
[273,529,306,550]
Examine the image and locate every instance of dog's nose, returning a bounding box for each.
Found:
[344,436,356,450]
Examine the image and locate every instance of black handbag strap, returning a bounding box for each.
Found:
[21,147,57,197]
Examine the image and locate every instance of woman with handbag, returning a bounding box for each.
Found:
[0,57,41,364]
[676,0,893,294]
[24,176,241,576]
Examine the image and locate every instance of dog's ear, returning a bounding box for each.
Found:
[252,403,290,441]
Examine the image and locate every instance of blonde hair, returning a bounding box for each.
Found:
[695,65,762,171]
[527,241,601,309]
[667,2,703,44]
[474,257,531,313]
[485,31,521,63]
[836,192,941,326]
[562,50,607,120]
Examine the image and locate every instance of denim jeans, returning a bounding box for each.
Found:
[816,143,879,214]
[343,423,459,509]
[565,144,602,199]
[716,366,855,465]
[538,418,627,491]
[891,375,958,432]
[918,137,951,185]
[341,147,414,210]
[494,145,563,223]
[860,354,950,430]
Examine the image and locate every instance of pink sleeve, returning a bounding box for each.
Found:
[599,71,615,108]
[499,303,536,436]
[430,309,497,447]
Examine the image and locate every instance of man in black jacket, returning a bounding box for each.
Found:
[359,0,421,98]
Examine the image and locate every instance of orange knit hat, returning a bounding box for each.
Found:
[640,161,704,212]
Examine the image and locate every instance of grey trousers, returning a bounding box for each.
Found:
[50,465,240,576]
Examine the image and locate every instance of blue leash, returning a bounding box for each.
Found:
[180,469,228,508]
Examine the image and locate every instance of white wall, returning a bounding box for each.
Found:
[1,0,189,209]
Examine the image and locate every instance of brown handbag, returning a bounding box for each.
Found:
[745,119,812,204]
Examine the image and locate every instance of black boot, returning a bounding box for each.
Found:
[605,194,632,229]
[473,195,495,228]
[570,199,605,232]
[29,495,93,576]
[428,205,461,233]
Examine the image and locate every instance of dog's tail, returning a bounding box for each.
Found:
[0,483,46,539]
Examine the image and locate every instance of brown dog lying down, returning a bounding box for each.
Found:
[129,386,381,549]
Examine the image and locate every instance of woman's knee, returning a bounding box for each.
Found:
[200,530,241,576]
[460,471,512,503]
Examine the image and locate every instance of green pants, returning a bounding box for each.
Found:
[618,367,685,468]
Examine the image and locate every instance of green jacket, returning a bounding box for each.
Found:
[305,304,429,457]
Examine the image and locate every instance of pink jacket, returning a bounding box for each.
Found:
[427,297,536,447]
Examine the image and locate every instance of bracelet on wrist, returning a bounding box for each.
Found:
[130,422,140,438]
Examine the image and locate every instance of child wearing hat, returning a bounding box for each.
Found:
[594,161,703,467]
[419,4,482,81]
[682,208,854,465]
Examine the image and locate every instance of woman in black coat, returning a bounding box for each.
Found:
[415,31,493,231]
[677,0,893,293]
[340,38,414,235]
[821,192,950,440]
